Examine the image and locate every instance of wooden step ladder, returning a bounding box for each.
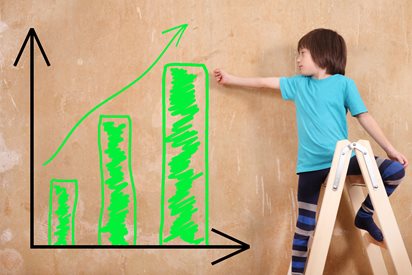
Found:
[302,140,411,274]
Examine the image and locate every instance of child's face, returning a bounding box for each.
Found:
[296,48,322,76]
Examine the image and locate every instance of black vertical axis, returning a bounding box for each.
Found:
[13,28,50,248]
[30,30,34,249]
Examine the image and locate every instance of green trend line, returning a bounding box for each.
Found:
[48,179,78,245]
[43,23,188,166]
[98,115,137,245]
[160,63,209,245]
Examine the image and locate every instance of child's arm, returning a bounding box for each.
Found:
[356,112,409,168]
[213,68,280,90]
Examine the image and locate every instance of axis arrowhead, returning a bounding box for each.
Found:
[14,28,50,67]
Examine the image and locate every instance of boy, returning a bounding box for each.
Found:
[213,28,408,274]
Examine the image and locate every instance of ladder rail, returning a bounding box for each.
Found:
[354,140,412,275]
[305,140,352,274]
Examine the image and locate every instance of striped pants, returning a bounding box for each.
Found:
[291,155,406,274]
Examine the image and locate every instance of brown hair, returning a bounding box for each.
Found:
[297,28,347,75]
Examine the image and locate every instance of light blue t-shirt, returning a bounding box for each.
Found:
[280,74,368,173]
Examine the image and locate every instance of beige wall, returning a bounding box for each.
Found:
[1,0,411,274]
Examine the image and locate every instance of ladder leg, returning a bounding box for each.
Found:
[345,177,388,275]
[355,140,412,274]
[305,140,352,275]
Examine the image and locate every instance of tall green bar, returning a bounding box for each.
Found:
[160,63,209,245]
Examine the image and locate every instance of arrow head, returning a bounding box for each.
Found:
[161,23,188,47]
[211,228,250,265]
[14,28,51,67]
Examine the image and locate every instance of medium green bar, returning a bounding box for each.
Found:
[97,115,137,245]
[48,179,78,245]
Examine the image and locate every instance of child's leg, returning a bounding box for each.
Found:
[347,155,406,241]
[291,168,330,275]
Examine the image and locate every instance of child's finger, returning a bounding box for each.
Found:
[402,156,408,168]
[397,155,408,168]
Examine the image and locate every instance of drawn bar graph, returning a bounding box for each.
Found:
[160,63,209,245]
[15,27,250,264]
[97,115,137,245]
[48,179,78,245]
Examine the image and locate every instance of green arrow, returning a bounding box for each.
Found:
[43,23,188,166]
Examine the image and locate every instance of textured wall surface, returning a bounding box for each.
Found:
[1,0,411,274]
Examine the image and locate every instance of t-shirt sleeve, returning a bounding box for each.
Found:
[280,75,300,101]
[345,79,368,116]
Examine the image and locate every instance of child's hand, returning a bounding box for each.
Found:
[387,149,409,168]
[213,68,230,85]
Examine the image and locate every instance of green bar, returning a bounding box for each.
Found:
[48,179,78,245]
[97,115,137,245]
[160,63,209,245]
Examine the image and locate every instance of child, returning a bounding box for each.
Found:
[213,28,408,274]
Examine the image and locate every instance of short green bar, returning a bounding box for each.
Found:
[48,179,78,245]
